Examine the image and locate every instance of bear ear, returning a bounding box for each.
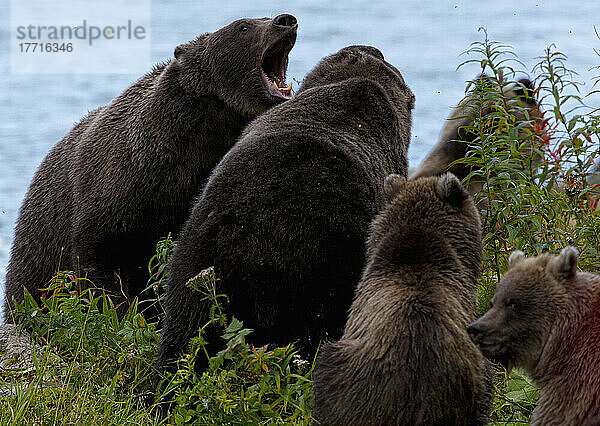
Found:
[435,173,469,208]
[508,250,526,269]
[174,34,208,60]
[174,43,188,59]
[514,78,535,102]
[384,174,406,200]
[549,246,579,280]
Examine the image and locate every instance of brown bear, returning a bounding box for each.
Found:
[154,45,415,377]
[411,77,543,197]
[468,247,600,426]
[3,15,298,319]
[312,173,494,426]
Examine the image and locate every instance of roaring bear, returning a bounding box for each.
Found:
[3,15,298,318]
[154,45,415,376]
[468,247,600,426]
[312,174,494,426]
[412,77,543,197]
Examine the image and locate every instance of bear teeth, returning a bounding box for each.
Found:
[261,69,292,97]
[273,81,292,92]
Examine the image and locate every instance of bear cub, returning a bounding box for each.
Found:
[312,174,494,426]
[469,247,600,426]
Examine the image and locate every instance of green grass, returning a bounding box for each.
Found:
[2,32,600,424]
[0,256,532,425]
[1,258,314,425]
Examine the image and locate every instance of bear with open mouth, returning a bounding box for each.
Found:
[3,14,298,319]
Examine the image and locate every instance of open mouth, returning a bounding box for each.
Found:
[261,35,294,99]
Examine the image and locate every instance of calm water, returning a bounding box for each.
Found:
[1,0,599,306]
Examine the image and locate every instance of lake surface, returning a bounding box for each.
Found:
[1,0,599,308]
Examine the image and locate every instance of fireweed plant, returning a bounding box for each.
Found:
[453,29,600,423]
[457,30,600,298]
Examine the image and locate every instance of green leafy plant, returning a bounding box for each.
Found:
[455,29,600,423]
[142,233,176,318]
[490,368,539,425]
[456,29,600,290]
[156,266,315,425]
[1,271,162,425]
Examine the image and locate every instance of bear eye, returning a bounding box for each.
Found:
[506,300,517,310]
[239,25,250,33]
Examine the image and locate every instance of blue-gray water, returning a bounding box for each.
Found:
[1,0,599,309]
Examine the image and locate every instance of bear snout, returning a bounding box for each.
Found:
[272,14,297,29]
[467,320,486,343]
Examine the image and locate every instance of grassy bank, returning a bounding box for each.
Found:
[0,263,537,425]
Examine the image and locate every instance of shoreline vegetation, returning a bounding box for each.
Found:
[1,33,599,424]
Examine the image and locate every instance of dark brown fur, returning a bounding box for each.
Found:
[468,247,600,425]
[412,77,543,197]
[154,46,415,378]
[313,174,493,426]
[3,15,298,318]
